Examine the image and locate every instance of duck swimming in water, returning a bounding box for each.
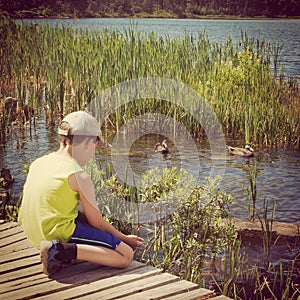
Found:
[154,140,169,155]
[227,144,254,157]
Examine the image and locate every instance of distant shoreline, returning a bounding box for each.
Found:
[2,12,299,21]
[15,17,300,20]
[13,16,300,20]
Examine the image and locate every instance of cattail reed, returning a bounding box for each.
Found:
[0,18,298,147]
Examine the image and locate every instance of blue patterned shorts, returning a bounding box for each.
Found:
[68,219,121,250]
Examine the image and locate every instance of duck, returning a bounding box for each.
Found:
[154,140,169,155]
[227,144,254,157]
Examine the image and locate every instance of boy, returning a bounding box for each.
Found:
[18,110,143,275]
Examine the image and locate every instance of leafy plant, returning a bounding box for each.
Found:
[141,174,236,283]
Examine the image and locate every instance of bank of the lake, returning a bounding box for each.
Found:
[7,13,300,20]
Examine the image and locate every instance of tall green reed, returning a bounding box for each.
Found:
[1,18,299,147]
[246,162,258,221]
[258,198,276,269]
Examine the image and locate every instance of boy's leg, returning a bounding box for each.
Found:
[76,242,133,268]
[69,220,134,268]
[40,221,134,275]
[40,240,133,276]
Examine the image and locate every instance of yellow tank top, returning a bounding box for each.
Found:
[18,152,83,248]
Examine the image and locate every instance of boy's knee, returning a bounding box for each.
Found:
[120,249,134,268]
[116,241,134,268]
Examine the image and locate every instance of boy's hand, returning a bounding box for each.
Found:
[125,235,144,250]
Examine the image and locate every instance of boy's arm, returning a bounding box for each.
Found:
[69,172,143,249]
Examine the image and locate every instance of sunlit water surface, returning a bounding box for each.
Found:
[1,119,299,224]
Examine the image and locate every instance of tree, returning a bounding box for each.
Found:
[0,0,299,18]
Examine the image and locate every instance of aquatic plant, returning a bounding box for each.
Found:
[258,198,276,269]
[212,255,300,299]
[245,162,258,221]
[0,18,299,148]
[0,190,20,221]
[140,175,236,283]
[87,162,237,282]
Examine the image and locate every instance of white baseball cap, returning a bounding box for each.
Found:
[58,111,110,147]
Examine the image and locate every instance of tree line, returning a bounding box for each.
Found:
[0,0,299,18]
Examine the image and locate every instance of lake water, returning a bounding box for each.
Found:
[3,18,300,224]
[2,116,300,224]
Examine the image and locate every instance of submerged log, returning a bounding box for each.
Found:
[227,219,300,246]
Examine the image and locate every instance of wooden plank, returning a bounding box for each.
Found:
[1,261,145,300]
[49,260,144,284]
[81,271,182,300]
[1,261,88,286]
[35,266,162,300]
[0,272,52,295]
[0,222,233,300]
[0,231,27,248]
[0,264,42,284]
[0,253,40,274]
[0,225,23,239]
[0,221,19,232]
[164,288,215,300]
[0,247,38,264]
[118,279,198,300]
[0,236,32,254]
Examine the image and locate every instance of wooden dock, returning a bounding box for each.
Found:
[0,222,232,300]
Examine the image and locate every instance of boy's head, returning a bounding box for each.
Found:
[58,111,104,145]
